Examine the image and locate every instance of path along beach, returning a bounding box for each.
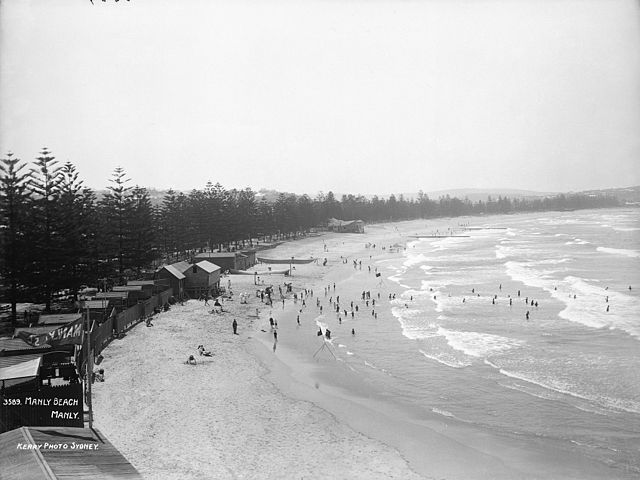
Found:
[93,211,639,479]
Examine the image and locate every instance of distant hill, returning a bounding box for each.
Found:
[419,188,557,202]
[577,185,640,204]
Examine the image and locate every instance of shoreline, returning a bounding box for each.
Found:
[245,230,624,480]
[93,216,635,479]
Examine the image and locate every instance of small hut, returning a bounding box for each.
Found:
[156,263,187,299]
[327,218,365,233]
[183,261,221,297]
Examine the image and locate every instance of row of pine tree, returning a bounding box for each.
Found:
[0,148,619,321]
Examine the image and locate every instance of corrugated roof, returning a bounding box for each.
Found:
[113,285,143,292]
[1,427,143,479]
[0,353,43,370]
[95,291,129,299]
[38,313,82,325]
[14,326,59,337]
[126,280,155,286]
[162,263,187,279]
[170,261,191,273]
[0,357,41,381]
[0,337,51,354]
[196,260,221,274]
[195,252,236,258]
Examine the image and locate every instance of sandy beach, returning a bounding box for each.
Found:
[93,224,631,479]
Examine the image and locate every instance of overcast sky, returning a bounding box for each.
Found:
[1,0,638,196]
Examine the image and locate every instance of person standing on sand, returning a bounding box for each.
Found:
[274,330,278,342]
[232,319,238,335]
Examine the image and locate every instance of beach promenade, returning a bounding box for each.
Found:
[92,224,625,479]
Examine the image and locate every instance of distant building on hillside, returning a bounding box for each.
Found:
[326,218,365,233]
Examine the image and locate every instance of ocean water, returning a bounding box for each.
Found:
[323,208,640,475]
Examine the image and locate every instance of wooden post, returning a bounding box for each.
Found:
[84,307,93,429]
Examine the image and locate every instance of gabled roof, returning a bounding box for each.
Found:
[328,217,354,227]
[196,260,221,274]
[160,264,186,280]
[167,261,190,277]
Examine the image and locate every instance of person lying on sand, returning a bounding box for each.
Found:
[198,345,213,356]
[186,355,197,365]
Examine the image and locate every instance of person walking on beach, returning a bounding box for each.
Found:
[526,311,530,320]
[232,319,238,335]
[274,330,278,342]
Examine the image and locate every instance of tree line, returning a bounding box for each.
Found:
[0,149,620,323]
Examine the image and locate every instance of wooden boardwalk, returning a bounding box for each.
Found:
[1,426,142,479]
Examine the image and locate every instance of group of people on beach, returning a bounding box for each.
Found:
[185,235,635,367]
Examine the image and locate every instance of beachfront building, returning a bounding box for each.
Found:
[112,285,149,303]
[194,251,254,271]
[156,263,187,299]
[183,260,221,298]
[80,299,111,323]
[94,291,130,309]
[127,280,167,297]
[327,218,365,233]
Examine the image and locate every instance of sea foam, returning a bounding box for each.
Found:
[436,327,524,358]
[596,247,640,258]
